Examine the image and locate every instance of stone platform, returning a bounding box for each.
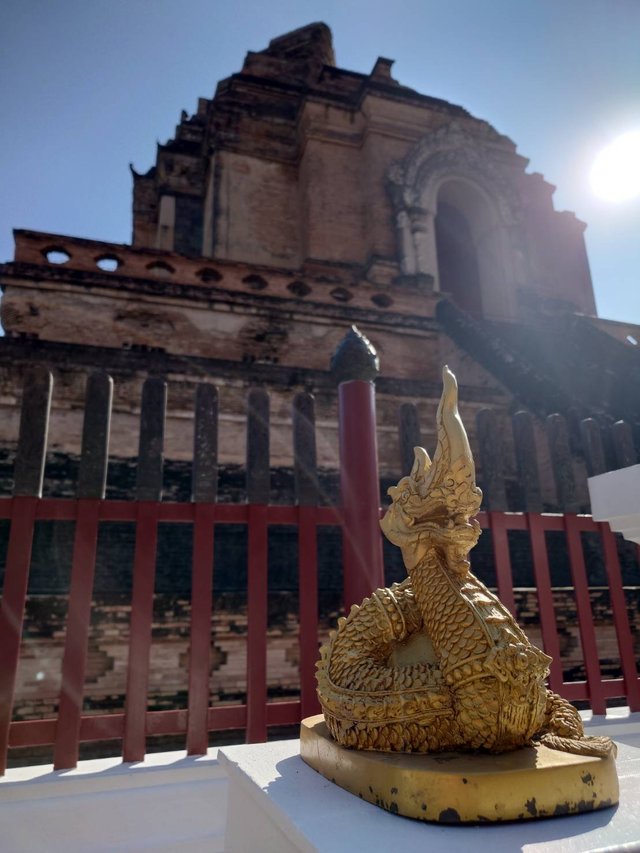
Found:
[219,712,640,852]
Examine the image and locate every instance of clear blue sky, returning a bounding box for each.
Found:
[1,0,639,323]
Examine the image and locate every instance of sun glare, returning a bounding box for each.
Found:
[590,131,640,202]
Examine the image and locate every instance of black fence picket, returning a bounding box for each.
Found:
[246,388,270,504]
[192,383,218,503]
[546,413,580,512]
[77,371,113,499]
[611,420,637,470]
[580,418,607,478]
[13,367,53,497]
[398,402,422,477]
[476,408,508,510]
[135,377,167,501]
[293,392,319,506]
[512,410,543,511]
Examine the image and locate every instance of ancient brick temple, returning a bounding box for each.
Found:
[2,22,640,731]
[3,20,640,505]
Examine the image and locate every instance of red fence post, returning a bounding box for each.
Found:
[527,513,564,694]
[187,384,218,755]
[599,523,640,710]
[487,512,516,617]
[186,502,215,755]
[331,326,385,611]
[0,496,39,774]
[564,514,606,714]
[123,377,166,762]
[55,371,113,770]
[245,389,270,743]
[0,367,52,775]
[53,499,102,770]
[293,392,321,718]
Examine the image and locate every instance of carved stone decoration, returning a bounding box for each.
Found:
[315,366,615,760]
[329,325,380,384]
[386,122,523,280]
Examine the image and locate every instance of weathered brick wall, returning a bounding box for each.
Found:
[174,195,204,257]
[11,588,640,721]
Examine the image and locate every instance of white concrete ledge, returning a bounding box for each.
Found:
[0,749,227,852]
[1,710,639,852]
[220,710,640,852]
[581,707,640,737]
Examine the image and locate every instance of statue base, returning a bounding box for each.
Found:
[300,715,618,824]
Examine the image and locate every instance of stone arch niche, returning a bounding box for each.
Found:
[387,122,525,321]
[435,177,504,317]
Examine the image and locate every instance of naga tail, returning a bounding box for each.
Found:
[538,692,617,759]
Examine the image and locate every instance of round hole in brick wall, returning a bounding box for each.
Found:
[43,247,70,265]
[242,274,268,291]
[330,287,353,302]
[287,280,311,297]
[197,267,223,283]
[371,293,393,308]
[96,255,121,272]
[146,260,175,276]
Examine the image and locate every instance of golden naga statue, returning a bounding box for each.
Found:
[316,367,614,759]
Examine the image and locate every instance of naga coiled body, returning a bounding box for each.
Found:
[316,367,614,759]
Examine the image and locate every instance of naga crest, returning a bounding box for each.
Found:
[380,365,482,574]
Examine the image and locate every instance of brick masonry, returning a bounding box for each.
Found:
[11,587,640,722]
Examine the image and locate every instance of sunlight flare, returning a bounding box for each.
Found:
[590,131,640,202]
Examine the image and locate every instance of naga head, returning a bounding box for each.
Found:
[380,366,483,575]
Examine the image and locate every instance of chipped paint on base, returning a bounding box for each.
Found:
[300,715,619,824]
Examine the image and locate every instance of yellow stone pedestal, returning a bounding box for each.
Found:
[300,715,619,824]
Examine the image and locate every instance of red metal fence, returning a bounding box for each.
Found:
[1,355,639,774]
[482,510,640,713]
[0,496,339,770]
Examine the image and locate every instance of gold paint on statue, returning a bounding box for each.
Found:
[302,366,618,822]
[300,716,618,823]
